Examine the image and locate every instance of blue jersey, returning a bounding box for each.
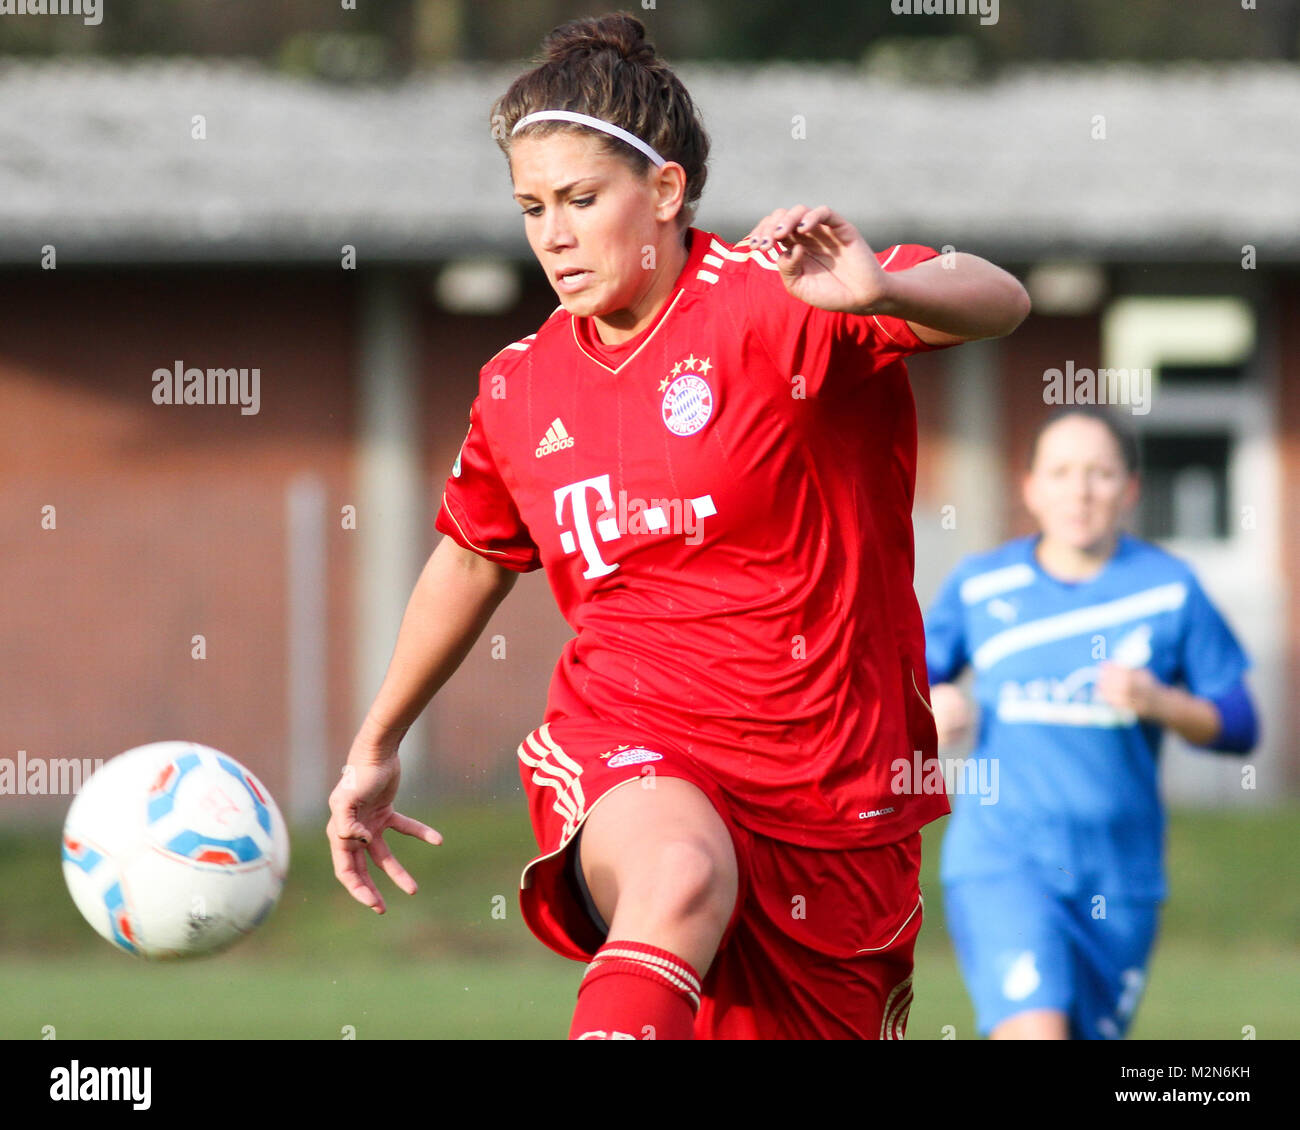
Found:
[925,533,1251,900]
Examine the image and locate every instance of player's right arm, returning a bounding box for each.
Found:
[924,561,976,748]
[327,535,518,913]
[354,536,518,756]
[739,205,1030,344]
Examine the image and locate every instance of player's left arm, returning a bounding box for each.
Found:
[878,253,1031,346]
[1097,667,1258,753]
[1097,574,1259,754]
[739,204,1031,344]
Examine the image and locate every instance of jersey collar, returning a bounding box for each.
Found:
[1026,531,1134,590]
[570,227,717,374]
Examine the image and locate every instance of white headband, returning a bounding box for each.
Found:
[511,110,667,168]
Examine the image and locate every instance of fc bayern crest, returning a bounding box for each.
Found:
[660,356,715,437]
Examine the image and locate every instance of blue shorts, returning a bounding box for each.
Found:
[943,873,1160,1040]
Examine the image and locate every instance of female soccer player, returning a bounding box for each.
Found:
[327,12,1030,1039]
[925,407,1259,1040]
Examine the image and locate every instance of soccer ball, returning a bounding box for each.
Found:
[61,741,290,959]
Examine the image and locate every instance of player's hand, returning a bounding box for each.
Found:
[327,753,442,914]
[1096,663,1166,720]
[929,682,974,747]
[737,205,891,315]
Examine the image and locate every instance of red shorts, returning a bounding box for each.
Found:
[516,718,924,1040]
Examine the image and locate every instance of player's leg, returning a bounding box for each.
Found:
[989,1009,1070,1040]
[512,722,744,1040]
[944,874,1075,1040]
[697,832,925,1039]
[1067,896,1161,1040]
[578,775,738,970]
[568,774,740,1040]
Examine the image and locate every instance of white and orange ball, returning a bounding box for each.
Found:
[62,742,290,959]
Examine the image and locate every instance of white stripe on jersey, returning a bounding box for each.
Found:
[708,239,751,262]
[960,562,1037,605]
[486,331,541,366]
[707,238,779,271]
[996,699,1138,727]
[972,582,1188,671]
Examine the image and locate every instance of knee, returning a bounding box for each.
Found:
[991,1010,1069,1040]
[620,836,737,929]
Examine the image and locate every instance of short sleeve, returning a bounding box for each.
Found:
[435,396,541,573]
[924,561,970,686]
[857,244,951,364]
[1176,574,1251,698]
[746,242,947,397]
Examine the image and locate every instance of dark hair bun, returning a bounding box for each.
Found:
[542,12,655,67]
[494,11,710,220]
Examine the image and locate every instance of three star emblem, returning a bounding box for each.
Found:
[659,355,713,391]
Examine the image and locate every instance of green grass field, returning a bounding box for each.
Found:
[3,804,1296,1039]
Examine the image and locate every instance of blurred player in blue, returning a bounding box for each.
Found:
[924,406,1259,1039]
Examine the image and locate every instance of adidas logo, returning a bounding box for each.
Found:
[535,418,575,458]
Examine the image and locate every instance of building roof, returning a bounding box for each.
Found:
[1,58,1296,265]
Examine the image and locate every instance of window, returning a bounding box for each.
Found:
[1137,431,1232,541]
[1101,297,1256,546]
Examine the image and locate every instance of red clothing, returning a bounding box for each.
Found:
[696,829,922,1039]
[511,717,922,1039]
[437,227,951,848]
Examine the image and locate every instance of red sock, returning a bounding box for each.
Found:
[568,941,702,1040]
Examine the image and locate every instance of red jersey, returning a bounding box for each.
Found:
[436,227,951,849]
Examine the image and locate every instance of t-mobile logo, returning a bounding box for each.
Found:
[553,474,717,578]
[554,474,622,579]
